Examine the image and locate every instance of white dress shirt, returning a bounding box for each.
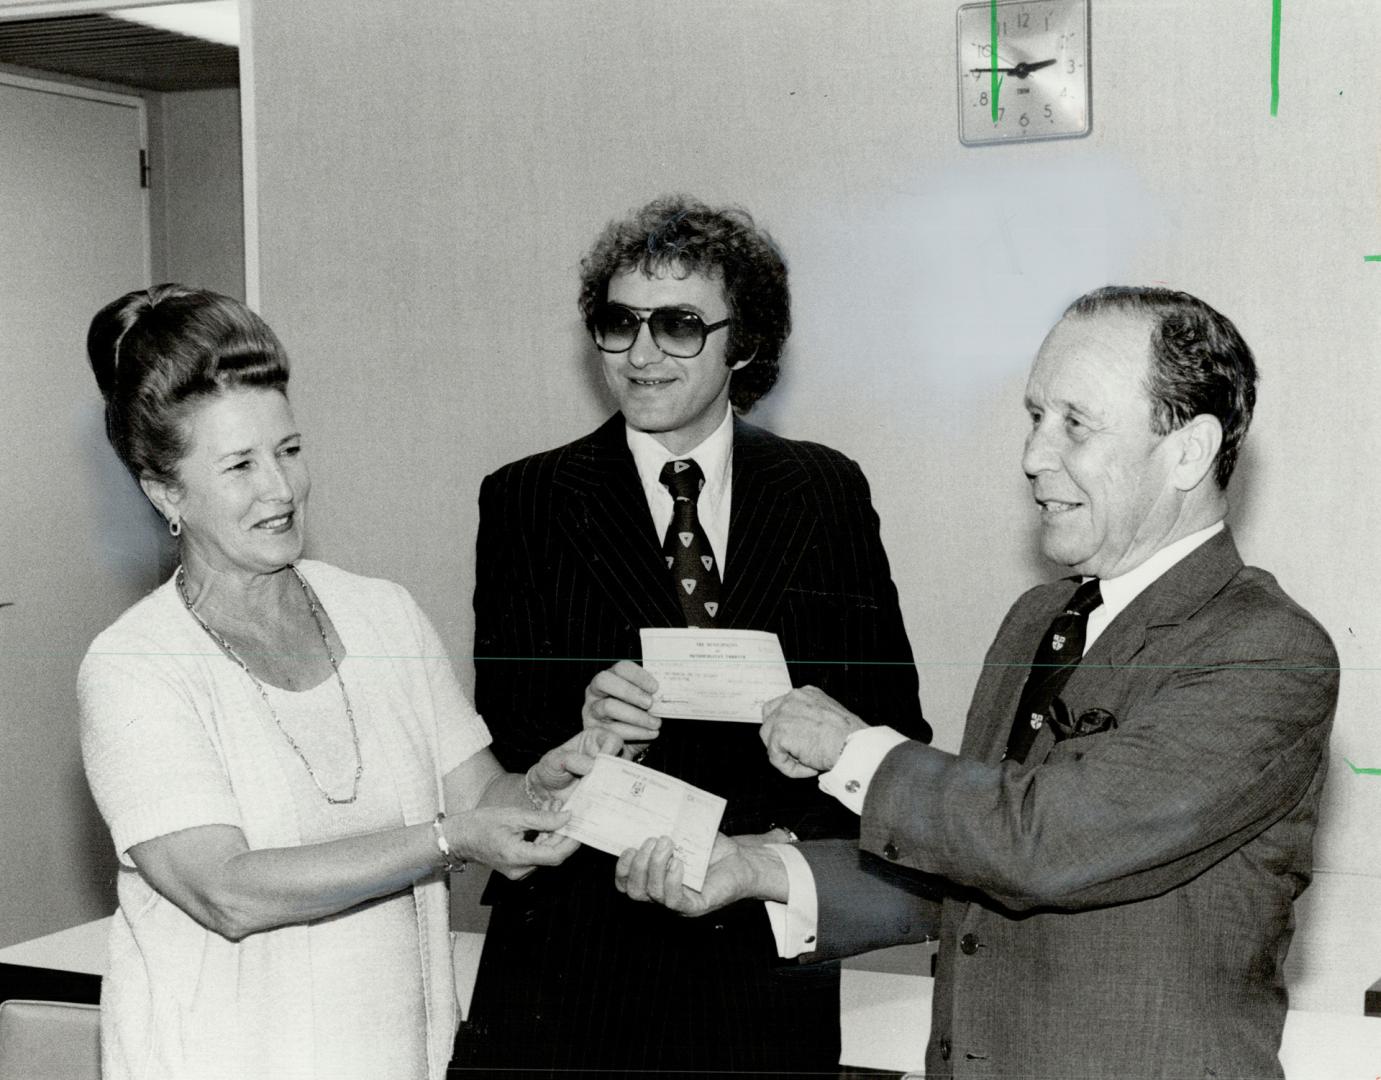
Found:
[625,405,734,572]
[770,519,1227,957]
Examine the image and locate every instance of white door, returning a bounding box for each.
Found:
[0,72,156,946]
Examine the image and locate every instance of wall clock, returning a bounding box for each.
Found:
[957,0,1091,145]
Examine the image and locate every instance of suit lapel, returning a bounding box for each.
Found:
[723,419,815,628]
[550,415,824,633]
[1028,528,1245,759]
[554,415,685,629]
[1069,527,1244,691]
[974,529,1244,765]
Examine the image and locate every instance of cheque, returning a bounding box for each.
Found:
[556,754,727,891]
[640,627,794,723]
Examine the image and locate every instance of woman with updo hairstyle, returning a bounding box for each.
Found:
[78,284,615,1080]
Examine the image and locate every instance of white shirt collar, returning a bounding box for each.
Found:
[1091,519,1226,631]
[625,405,734,499]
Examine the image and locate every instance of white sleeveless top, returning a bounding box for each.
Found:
[263,663,428,1078]
[80,561,491,1080]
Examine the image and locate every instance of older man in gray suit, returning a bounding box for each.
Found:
[613,286,1338,1079]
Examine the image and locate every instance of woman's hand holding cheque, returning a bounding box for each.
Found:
[448,727,622,881]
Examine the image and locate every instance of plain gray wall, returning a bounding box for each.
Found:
[153,87,245,300]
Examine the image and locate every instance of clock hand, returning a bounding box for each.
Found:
[968,57,1058,79]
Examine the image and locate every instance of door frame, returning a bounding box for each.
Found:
[0,0,260,307]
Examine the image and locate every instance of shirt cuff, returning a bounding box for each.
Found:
[818,725,911,815]
[762,842,819,959]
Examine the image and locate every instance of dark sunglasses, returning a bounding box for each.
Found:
[591,303,731,359]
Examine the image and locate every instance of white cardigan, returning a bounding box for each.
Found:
[79,560,489,1080]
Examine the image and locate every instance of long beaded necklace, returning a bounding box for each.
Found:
[176,563,364,805]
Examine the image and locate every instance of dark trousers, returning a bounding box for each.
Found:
[453,859,844,1079]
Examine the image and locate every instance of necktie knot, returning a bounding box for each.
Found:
[1066,578,1103,617]
[659,458,706,502]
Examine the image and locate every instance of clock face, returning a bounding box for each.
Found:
[957,0,1090,145]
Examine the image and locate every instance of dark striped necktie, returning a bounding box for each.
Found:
[659,458,722,627]
[1002,578,1103,763]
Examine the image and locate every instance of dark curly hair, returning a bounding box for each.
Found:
[578,195,790,412]
[1064,286,1257,489]
[87,284,289,484]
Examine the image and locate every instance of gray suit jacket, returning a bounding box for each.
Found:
[804,528,1338,1079]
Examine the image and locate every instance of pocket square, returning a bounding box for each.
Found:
[1047,699,1119,742]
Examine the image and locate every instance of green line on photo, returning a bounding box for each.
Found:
[1270,0,1282,116]
[990,0,1003,122]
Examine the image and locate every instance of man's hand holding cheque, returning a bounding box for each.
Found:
[613,684,873,919]
[760,685,869,777]
[583,659,662,757]
[616,832,789,915]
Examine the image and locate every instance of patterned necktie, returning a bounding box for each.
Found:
[659,458,722,627]
[1002,577,1103,763]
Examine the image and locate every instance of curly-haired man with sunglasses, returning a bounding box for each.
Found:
[456,195,930,1078]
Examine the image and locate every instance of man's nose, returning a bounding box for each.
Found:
[1022,424,1058,478]
[627,321,665,369]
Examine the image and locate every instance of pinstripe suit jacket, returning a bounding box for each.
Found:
[805,528,1338,1079]
[460,413,927,1074]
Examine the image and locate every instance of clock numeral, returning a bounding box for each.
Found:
[976,93,1004,120]
[1044,104,1054,120]
[1067,58,1077,73]
[1019,112,1030,128]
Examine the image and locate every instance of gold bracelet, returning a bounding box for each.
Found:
[522,767,550,810]
[431,812,467,872]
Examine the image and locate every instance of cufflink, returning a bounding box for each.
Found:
[844,779,861,794]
